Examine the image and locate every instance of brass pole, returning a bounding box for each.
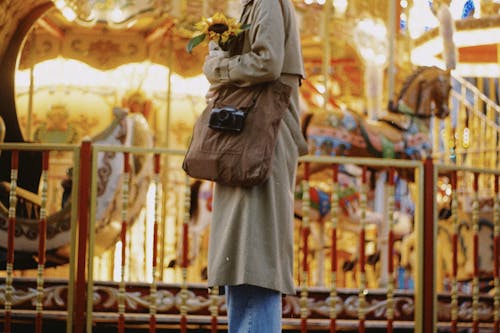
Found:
[322,0,331,112]
[27,32,37,141]
[387,0,396,105]
[159,35,174,280]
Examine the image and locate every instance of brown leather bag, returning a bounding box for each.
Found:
[182,80,291,187]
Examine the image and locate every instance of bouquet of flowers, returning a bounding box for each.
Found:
[186,12,250,53]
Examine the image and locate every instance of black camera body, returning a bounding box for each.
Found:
[208,106,246,133]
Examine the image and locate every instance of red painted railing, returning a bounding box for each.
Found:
[2,144,500,333]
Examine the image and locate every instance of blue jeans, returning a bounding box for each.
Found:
[225,284,282,333]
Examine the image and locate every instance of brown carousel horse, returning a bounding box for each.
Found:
[302,66,451,164]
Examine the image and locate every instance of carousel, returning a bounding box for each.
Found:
[0,0,499,332]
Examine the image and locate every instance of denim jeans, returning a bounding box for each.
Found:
[225,284,282,333]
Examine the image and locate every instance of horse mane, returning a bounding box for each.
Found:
[397,66,432,101]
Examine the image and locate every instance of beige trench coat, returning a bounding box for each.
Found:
[203,0,307,295]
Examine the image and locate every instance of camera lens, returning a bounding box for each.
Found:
[217,110,230,122]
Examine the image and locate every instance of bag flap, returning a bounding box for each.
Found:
[214,85,258,109]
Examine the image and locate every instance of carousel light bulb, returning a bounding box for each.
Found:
[305,0,314,5]
[54,0,66,10]
[61,7,77,21]
[317,0,326,5]
[408,0,438,39]
[333,0,348,14]
[109,7,125,23]
[353,18,388,64]
[462,127,470,148]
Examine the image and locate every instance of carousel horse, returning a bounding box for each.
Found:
[303,66,451,165]
[297,66,451,286]
[294,165,413,287]
[0,107,154,268]
[400,195,496,293]
[168,180,213,281]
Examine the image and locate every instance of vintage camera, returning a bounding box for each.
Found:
[208,106,246,133]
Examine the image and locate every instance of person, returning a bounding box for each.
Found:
[201,0,308,332]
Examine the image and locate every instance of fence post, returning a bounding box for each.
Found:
[423,157,436,332]
[74,140,92,333]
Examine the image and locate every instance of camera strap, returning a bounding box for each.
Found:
[212,83,265,116]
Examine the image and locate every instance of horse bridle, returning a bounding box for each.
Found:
[386,75,446,132]
[393,76,445,117]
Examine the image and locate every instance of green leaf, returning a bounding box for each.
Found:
[240,23,251,31]
[186,34,206,53]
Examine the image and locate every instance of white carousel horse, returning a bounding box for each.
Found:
[92,107,154,253]
[0,107,154,266]
[168,179,213,281]
[294,165,414,287]
[400,196,496,293]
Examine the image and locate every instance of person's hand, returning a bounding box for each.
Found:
[207,41,226,58]
[203,42,228,84]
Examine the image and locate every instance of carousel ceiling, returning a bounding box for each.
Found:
[10,0,373,100]
[2,0,500,101]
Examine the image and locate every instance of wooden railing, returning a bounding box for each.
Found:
[0,142,499,333]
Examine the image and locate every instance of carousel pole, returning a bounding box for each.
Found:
[494,175,500,333]
[314,0,332,289]
[375,1,395,287]
[387,0,396,107]
[26,31,38,141]
[300,162,311,333]
[118,152,131,333]
[322,0,331,112]
[28,63,35,140]
[358,166,368,333]
[180,175,191,333]
[386,168,395,333]
[329,164,339,333]
[5,150,19,333]
[450,171,458,333]
[149,154,161,333]
[472,173,480,333]
[159,32,174,281]
[35,151,49,333]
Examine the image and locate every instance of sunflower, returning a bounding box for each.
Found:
[187,12,249,53]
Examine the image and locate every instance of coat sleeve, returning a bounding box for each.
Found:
[203,0,285,87]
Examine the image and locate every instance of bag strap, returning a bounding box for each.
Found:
[212,84,265,112]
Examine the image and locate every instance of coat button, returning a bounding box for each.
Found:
[225,257,230,262]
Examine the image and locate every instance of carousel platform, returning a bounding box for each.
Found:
[0,277,497,332]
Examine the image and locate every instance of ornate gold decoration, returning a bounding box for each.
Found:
[64,31,146,70]
[51,0,172,28]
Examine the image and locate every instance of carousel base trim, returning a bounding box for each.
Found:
[0,277,497,330]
